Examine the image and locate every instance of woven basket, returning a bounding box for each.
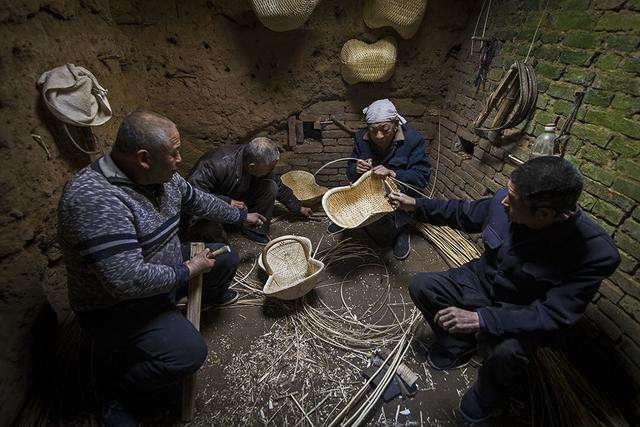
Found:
[250,0,321,31]
[261,235,325,300]
[281,170,328,206]
[340,37,397,85]
[363,0,427,39]
[322,170,398,229]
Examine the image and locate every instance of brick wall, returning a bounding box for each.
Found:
[426,0,640,416]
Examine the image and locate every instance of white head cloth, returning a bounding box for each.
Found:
[362,98,407,125]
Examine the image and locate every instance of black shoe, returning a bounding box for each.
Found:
[327,222,343,234]
[102,400,139,427]
[393,232,411,260]
[206,289,239,308]
[459,384,502,423]
[241,228,270,245]
[426,345,474,370]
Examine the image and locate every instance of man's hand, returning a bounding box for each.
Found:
[185,248,216,277]
[356,158,372,175]
[244,212,267,229]
[372,165,396,178]
[299,207,313,218]
[435,307,481,334]
[230,199,247,210]
[388,191,417,211]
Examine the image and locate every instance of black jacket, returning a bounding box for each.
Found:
[187,144,301,213]
[416,188,621,337]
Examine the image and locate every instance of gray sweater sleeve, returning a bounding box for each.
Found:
[175,173,246,223]
[59,187,183,301]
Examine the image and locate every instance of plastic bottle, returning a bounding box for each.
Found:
[531,124,557,158]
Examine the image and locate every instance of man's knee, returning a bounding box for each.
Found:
[168,332,208,377]
[409,272,441,306]
[486,338,527,367]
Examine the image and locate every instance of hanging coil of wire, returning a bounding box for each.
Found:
[473,60,538,137]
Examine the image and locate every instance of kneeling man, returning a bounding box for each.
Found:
[389,156,620,422]
[186,137,311,244]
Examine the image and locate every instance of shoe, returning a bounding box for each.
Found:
[393,232,411,260]
[102,399,139,427]
[327,222,343,234]
[458,384,502,423]
[207,289,239,307]
[426,344,475,370]
[241,228,270,245]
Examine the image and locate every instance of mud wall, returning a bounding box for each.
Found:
[0,0,474,422]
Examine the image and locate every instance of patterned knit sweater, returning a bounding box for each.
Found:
[58,153,245,312]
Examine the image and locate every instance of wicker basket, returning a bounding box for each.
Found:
[261,235,325,300]
[363,0,427,39]
[281,170,328,206]
[322,170,398,229]
[250,0,321,31]
[340,37,397,85]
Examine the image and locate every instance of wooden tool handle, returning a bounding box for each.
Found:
[208,245,231,258]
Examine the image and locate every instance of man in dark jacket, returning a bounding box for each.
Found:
[389,156,620,422]
[344,99,431,260]
[186,137,312,244]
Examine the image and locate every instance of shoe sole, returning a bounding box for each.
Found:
[458,399,502,424]
[393,235,411,260]
[211,293,240,307]
[426,353,471,371]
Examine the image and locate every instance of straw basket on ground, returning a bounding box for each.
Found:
[260,235,325,300]
[281,170,328,206]
[322,170,398,229]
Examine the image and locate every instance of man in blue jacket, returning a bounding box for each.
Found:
[344,99,431,260]
[389,156,620,422]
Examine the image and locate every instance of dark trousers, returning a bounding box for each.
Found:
[364,210,412,246]
[409,268,530,406]
[76,243,239,410]
[187,179,278,242]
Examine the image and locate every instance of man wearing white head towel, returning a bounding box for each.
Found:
[343,99,432,260]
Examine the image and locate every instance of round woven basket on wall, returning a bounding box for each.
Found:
[363,0,428,39]
[322,170,398,229]
[250,0,321,31]
[261,235,325,300]
[281,170,328,206]
[340,37,398,85]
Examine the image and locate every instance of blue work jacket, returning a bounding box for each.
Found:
[415,188,621,337]
[346,124,431,188]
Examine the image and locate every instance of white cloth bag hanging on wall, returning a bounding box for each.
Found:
[37,63,112,127]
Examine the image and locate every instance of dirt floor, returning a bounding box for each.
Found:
[185,207,485,426]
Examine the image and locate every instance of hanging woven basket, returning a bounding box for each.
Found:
[281,170,328,206]
[322,170,398,229]
[250,0,321,31]
[261,235,325,300]
[363,0,428,39]
[340,37,398,85]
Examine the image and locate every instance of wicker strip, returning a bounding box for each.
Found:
[363,0,427,39]
[250,0,321,32]
[261,236,325,300]
[322,170,398,229]
[281,170,328,205]
[340,37,397,85]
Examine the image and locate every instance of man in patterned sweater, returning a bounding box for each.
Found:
[58,110,265,426]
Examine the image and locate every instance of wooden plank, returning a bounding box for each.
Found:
[181,241,205,422]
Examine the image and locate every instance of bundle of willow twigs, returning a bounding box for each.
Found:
[413,222,481,267]
[530,347,628,427]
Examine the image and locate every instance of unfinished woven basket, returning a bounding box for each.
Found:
[322,170,398,229]
[250,0,321,31]
[281,170,328,206]
[363,0,427,39]
[261,235,324,300]
[340,37,397,85]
